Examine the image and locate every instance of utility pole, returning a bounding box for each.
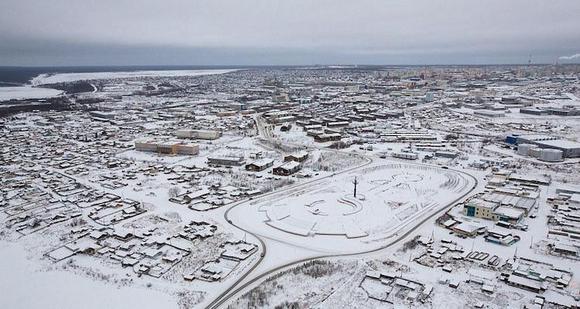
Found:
[352,177,359,198]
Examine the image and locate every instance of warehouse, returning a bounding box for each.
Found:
[482,191,536,215]
[511,134,556,145]
[505,275,543,293]
[509,135,580,158]
[493,206,525,224]
[532,139,580,158]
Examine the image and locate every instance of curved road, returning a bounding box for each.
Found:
[205,150,373,308]
[207,165,478,308]
[206,115,480,309]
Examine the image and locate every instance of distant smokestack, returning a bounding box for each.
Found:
[559,53,580,60]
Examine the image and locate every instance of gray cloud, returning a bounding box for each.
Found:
[1,0,579,65]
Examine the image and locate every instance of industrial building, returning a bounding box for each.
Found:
[463,197,525,224]
[508,134,580,158]
[532,139,580,158]
[463,199,497,220]
[517,144,564,162]
[134,140,199,155]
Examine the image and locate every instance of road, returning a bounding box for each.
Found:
[206,166,478,309]
[205,147,374,308]
[205,115,480,309]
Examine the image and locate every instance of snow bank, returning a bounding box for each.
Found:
[31,69,239,86]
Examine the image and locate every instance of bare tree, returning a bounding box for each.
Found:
[168,186,181,198]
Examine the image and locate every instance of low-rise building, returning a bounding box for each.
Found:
[176,129,222,140]
[207,156,245,166]
[493,206,525,224]
[464,199,497,220]
[273,161,301,176]
[245,159,274,172]
[284,151,309,163]
[393,152,419,160]
[135,140,199,155]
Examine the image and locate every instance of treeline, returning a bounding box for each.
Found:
[0,97,72,117]
[40,81,95,94]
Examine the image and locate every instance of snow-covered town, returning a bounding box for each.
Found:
[1,64,580,309]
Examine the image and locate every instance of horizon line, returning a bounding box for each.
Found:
[1,63,578,69]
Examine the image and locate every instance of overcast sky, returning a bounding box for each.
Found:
[1,0,580,66]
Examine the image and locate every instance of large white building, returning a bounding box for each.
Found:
[176,129,222,140]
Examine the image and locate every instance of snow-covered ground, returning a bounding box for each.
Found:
[0,86,63,102]
[0,241,178,309]
[229,162,474,253]
[30,69,239,86]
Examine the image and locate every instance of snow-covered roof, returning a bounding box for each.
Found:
[494,206,524,219]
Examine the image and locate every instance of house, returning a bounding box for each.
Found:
[245,159,274,172]
[273,161,301,176]
[284,151,309,163]
[451,222,484,237]
[485,228,520,245]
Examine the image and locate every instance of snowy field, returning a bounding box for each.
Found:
[0,86,63,102]
[30,69,239,85]
[0,241,178,309]
[229,162,476,253]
